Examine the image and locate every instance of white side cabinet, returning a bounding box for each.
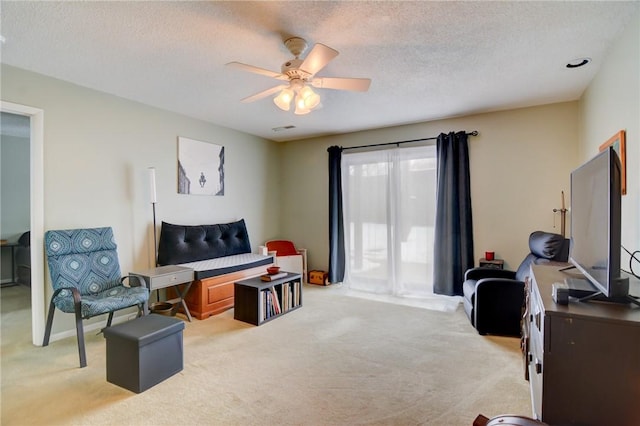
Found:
[130,265,194,321]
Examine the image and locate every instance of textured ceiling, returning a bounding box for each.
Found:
[1,1,638,142]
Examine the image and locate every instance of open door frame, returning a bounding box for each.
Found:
[1,101,45,346]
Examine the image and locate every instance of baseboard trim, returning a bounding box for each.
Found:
[45,312,139,344]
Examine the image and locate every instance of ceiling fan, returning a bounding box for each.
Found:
[226,37,371,115]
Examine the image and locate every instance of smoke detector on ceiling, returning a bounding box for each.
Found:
[566,58,591,68]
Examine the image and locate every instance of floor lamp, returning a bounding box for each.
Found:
[553,190,568,237]
[148,167,158,266]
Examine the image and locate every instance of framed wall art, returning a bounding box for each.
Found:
[177,137,225,196]
[598,130,626,195]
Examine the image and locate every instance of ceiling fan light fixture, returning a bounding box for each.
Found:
[273,88,294,111]
[299,85,321,109]
[294,94,311,115]
[230,37,370,114]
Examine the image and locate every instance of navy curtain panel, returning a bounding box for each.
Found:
[433,131,474,296]
[327,146,345,283]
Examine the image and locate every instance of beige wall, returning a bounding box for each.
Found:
[1,64,280,333]
[279,102,579,272]
[579,11,639,255]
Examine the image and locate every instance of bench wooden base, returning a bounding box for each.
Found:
[180,265,271,320]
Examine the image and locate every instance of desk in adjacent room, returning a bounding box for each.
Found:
[0,242,19,287]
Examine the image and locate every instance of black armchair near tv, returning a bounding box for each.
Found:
[462,231,569,336]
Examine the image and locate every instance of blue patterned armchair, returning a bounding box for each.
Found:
[43,227,149,367]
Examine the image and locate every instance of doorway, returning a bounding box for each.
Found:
[0,101,45,346]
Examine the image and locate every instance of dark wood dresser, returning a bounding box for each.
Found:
[523,264,640,425]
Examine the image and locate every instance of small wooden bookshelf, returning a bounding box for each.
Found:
[234,272,302,326]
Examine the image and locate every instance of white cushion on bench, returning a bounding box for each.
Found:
[180,253,273,280]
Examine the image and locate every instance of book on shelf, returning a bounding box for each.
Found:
[286,282,291,311]
[266,290,273,319]
[270,287,281,314]
[283,283,289,312]
[260,272,288,281]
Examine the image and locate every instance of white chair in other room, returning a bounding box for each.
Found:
[260,240,307,283]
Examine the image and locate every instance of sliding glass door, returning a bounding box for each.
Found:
[341,145,437,297]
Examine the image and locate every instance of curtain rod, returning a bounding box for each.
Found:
[342,130,478,151]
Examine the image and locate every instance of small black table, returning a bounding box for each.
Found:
[479,258,504,269]
[234,272,303,326]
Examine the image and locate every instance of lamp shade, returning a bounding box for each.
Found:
[299,86,320,109]
[273,88,294,111]
[294,94,311,115]
[148,167,157,203]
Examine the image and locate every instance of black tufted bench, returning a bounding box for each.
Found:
[157,219,274,319]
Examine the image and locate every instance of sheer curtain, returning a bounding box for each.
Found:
[341,145,437,297]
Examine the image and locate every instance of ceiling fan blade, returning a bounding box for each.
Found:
[241,84,288,103]
[226,62,288,80]
[299,43,338,76]
[311,77,371,92]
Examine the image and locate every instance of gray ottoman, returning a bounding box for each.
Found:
[104,314,185,393]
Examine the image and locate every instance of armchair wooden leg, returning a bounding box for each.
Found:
[43,290,87,367]
[42,298,56,346]
[106,312,114,328]
[74,307,87,368]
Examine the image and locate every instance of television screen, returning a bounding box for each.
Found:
[569,146,627,299]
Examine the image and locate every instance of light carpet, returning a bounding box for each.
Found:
[338,285,462,313]
[1,284,531,425]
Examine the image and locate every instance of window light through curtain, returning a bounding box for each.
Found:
[341,145,437,298]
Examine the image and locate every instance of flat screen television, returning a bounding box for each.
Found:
[568,146,629,300]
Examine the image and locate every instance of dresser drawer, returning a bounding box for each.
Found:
[150,270,193,289]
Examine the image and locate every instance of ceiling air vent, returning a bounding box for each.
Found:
[272,125,296,132]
